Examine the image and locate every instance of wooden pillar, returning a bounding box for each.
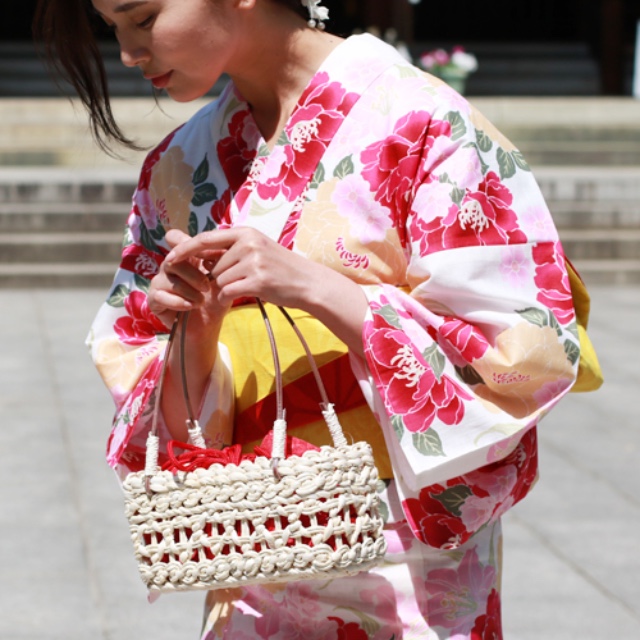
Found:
[358,0,414,44]
[600,0,625,94]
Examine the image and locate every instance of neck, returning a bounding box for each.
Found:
[227,9,343,144]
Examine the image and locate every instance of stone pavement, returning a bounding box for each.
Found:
[0,285,638,640]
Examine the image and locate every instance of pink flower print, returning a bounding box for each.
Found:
[532,241,575,324]
[114,291,168,345]
[499,246,531,288]
[425,547,497,633]
[520,205,557,241]
[106,357,163,468]
[382,519,416,555]
[333,174,392,243]
[411,179,457,225]
[255,582,331,640]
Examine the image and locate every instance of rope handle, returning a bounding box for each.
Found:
[145,300,348,480]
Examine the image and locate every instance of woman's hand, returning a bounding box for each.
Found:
[164,227,370,355]
[165,227,317,309]
[148,228,229,330]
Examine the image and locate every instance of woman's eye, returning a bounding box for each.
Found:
[136,15,155,29]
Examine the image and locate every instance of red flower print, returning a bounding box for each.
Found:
[327,617,368,640]
[411,171,527,255]
[471,589,502,639]
[120,243,165,279]
[114,291,168,345]
[438,317,489,367]
[210,188,233,228]
[217,109,258,193]
[362,113,451,247]
[366,317,470,433]
[256,73,359,201]
[403,484,471,548]
[532,241,575,324]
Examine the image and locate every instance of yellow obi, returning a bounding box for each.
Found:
[218,302,393,479]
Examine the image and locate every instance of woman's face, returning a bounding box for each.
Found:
[92,0,241,102]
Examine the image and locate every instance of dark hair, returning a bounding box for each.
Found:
[33,0,142,155]
[32,0,322,154]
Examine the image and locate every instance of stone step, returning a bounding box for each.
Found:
[0,232,123,264]
[0,204,128,233]
[0,262,115,288]
[559,229,640,261]
[569,260,640,286]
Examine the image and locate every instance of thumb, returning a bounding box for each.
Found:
[165,228,192,249]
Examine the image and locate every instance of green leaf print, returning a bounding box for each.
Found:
[134,273,150,294]
[432,484,474,516]
[476,129,493,153]
[497,147,517,180]
[423,343,445,380]
[333,155,355,180]
[188,212,199,237]
[512,150,531,171]
[310,162,326,191]
[149,223,166,242]
[450,186,465,206]
[202,217,216,232]
[517,307,549,328]
[192,155,209,186]
[139,220,162,255]
[391,414,405,441]
[565,320,580,341]
[412,429,446,457]
[277,129,290,146]
[107,284,129,308]
[444,111,467,141]
[548,310,563,336]
[192,183,218,207]
[564,339,580,365]
[372,304,402,329]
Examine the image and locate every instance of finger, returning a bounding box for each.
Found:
[164,228,192,249]
[163,257,212,294]
[165,229,241,265]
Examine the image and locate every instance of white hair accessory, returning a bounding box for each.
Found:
[301,0,329,30]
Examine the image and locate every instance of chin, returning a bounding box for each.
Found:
[166,81,218,103]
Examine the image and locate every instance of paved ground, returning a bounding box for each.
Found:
[0,285,638,639]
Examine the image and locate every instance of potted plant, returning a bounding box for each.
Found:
[418,46,478,94]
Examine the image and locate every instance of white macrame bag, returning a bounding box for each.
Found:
[122,302,387,592]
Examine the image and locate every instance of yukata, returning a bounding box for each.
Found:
[87,34,579,639]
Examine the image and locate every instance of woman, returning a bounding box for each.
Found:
[35,1,579,638]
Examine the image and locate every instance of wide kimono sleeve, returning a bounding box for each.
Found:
[85,131,235,481]
[352,89,579,548]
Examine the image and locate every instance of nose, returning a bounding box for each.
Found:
[118,34,150,68]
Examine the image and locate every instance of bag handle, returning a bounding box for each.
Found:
[144,301,348,483]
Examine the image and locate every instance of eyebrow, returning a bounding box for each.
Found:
[113,1,149,13]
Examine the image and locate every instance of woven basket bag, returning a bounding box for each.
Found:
[122,302,387,592]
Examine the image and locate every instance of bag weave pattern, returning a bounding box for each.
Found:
[124,440,387,592]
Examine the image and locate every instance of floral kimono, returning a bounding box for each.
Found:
[87,34,578,639]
